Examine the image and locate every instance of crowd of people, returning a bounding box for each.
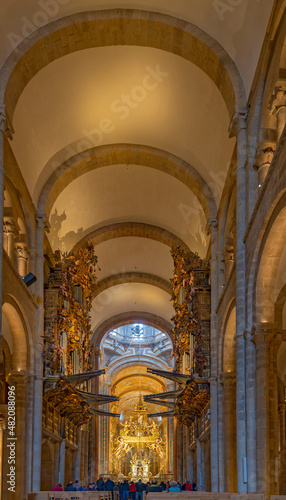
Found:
[52,477,197,494]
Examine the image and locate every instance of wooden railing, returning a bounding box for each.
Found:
[27,492,286,500]
[28,491,115,500]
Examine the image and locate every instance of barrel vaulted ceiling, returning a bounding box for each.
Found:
[0,0,274,344]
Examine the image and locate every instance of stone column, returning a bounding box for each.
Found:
[245,330,257,492]
[222,245,234,283]
[75,427,82,481]
[217,377,225,492]
[15,243,28,277]
[229,109,248,493]
[220,372,236,492]
[3,218,17,260]
[269,333,282,495]
[185,428,191,483]
[251,323,276,497]
[196,438,202,491]
[0,108,13,335]
[217,251,224,296]
[59,438,66,486]
[208,218,219,491]
[279,403,286,494]
[32,214,46,490]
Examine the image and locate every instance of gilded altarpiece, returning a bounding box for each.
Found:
[110,399,166,480]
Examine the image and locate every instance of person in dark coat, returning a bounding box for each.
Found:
[160,481,166,491]
[97,477,105,491]
[146,481,162,493]
[65,482,76,491]
[105,478,115,491]
[121,479,130,500]
[135,479,146,500]
[105,477,115,499]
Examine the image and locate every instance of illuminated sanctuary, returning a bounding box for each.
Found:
[1,2,286,500]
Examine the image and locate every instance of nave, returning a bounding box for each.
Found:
[0,1,286,499]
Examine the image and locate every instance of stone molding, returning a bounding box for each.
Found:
[73,221,189,252]
[0,10,246,119]
[94,272,172,298]
[38,143,216,221]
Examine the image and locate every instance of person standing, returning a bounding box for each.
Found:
[130,481,136,500]
[97,477,105,491]
[135,479,146,500]
[121,479,130,500]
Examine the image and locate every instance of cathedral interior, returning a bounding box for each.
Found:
[0,0,286,499]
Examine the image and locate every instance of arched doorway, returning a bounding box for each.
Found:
[97,322,174,482]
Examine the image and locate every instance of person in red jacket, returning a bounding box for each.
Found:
[130,481,136,500]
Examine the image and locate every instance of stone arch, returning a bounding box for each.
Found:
[38,144,217,222]
[106,356,171,384]
[1,295,29,370]
[92,311,173,349]
[74,221,189,252]
[94,272,171,299]
[0,10,246,120]
[254,190,286,323]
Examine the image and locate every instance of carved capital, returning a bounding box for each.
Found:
[3,218,17,236]
[254,145,275,170]
[251,323,277,347]
[222,245,234,262]
[229,109,248,138]
[7,369,29,385]
[269,84,286,115]
[15,243,29,260]
[207,218,218,236]
[36,214,49,232]
[0,107,14,140]
[219,371,236,385]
